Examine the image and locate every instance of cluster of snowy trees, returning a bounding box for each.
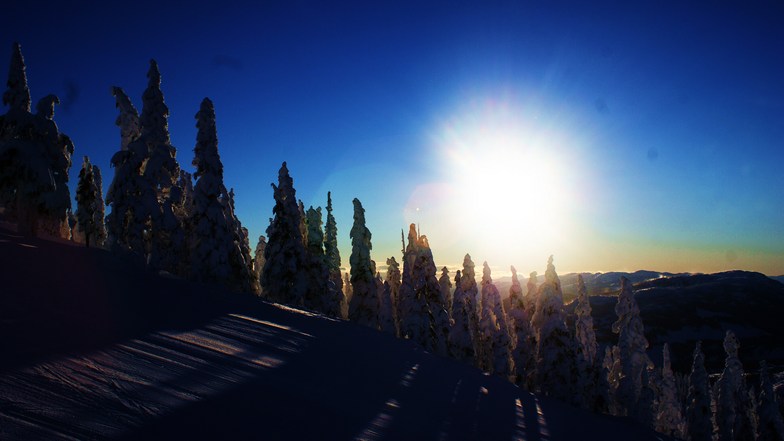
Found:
[0,43,74,239]
[2,44,782,440]
[104,60,257,292]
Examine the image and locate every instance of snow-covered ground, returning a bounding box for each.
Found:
[0,227,669,440]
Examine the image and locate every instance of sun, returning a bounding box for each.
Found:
[431,98,578,268]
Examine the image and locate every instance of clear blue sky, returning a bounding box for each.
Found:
[3,1,783,275]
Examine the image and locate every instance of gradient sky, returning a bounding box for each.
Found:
[3,1,783,276]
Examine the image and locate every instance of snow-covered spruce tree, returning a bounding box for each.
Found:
[324,192,345,311]
[105,86,145,254]
[35,94,73,239]
[298,200,307,248]
[416,234,451,356]
[396,224,450,355]
[574,273,599,408]
[508,266,534,389]
[449,270,476,363]
[261,162,309,305]
[227,189,259,293]
[137,60,186,275]
[0,44,72,238]
[75,156,106,247]
[757,360,784,441]
[91,165,107,247]
[305,206,343,316]
[3,42,31,112]
[253,235,266,290]
[438,266,453,317]
[178,170,194,220]
[525,271,538,319]
[385,256,402,334]
[715,330,755,441]
[379,277,397,334]
[611,276,652,417]
[597,346,616,414]
[397,224,424,342]
[530,255,577,402]
[655,343,686,437]
[189,98,255,293]
[348,198,378,328]
[635,365,656,429]
[449,254,481,366]
[344,272,353,304]
[685,341,713,441]
[479,262,513,378]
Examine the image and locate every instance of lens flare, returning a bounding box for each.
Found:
[426,97,583,269]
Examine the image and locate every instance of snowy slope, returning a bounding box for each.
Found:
[0,227,670,440]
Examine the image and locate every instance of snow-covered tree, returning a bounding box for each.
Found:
[178,170,194,220]
[385,256,402,334]
[348,198,378,328]
[597,346,616,414]
[344,271,353,304]
[105,86,145,254]
[305,206,343,316]
[397,224,425,342]
[137,60,186,275]
[396,225,450,355]
[75,156,106,247]
[757,360,784,441]
[611,276,652,417]
[574,273,599,407]
[417,235,450,356]
[635,365,656,429]
[254,235,266,289]
[715,330,755,441]
[298,200,307,247]
[0,43,73,239]
[449,270,475,363]
[189,98,255,292]
[438,266,453,317]
[531,255,576,402]
[525,271,538,319]
[685,341,713,441]
[91,164,107,247]
[379,279,396,334]
[304,206,329,306]
[479,262,513,378]
[3,42,31,112]
[655,343,686,437]
[324,191,344,310]
[509,266,534,389]
[226,189,258,293]
[261,162,309,305]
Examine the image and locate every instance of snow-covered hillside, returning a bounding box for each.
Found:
[0,226,669,440]
[565,271,784,374]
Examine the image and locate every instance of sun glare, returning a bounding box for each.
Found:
[428,98,580,267]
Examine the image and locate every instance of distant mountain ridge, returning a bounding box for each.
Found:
[565,270,784,373]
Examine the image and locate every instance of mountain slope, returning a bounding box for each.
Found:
[565,271,784,373]
[0,226,668,440]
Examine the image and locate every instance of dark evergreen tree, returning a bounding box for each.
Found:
[348,198,379,328]
[324,192,343,290]
[75,156,105,247]
[261,162,309,305]
[0,43,73,238]
[189,98,256,292]
[685,341,713,441]
[105,86,144,254]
